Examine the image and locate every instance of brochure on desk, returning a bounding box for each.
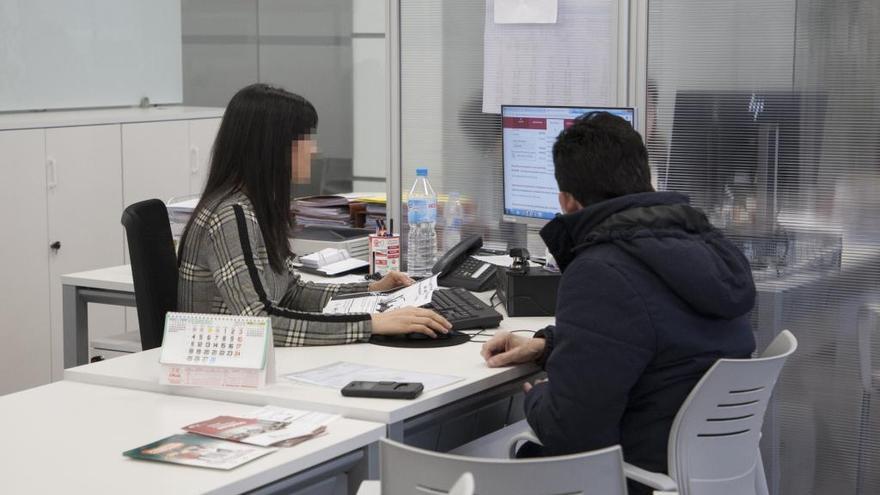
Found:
[159,312,276,388]
[183,406,338,447]
[124,434,275,470]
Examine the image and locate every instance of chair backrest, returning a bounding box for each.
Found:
[667,330,798,495]
[379,438,627,495]
[120,199,178,350]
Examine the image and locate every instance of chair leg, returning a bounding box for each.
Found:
[756,448,769,495]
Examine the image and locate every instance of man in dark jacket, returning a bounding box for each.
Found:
[481,112,756,494]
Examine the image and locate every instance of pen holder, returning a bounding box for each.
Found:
[369,234,401,275]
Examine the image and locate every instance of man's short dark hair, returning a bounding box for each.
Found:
[552,111,653,206]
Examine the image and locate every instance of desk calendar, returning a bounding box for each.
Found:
[159,312,276,388]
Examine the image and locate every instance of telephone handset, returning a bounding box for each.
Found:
[431,235,497,292]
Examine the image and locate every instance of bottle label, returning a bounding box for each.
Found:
[407,198,437,224]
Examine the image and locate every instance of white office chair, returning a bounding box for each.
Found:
[356,437,628,495]
[447,472,475,495]
[507,330,798,495]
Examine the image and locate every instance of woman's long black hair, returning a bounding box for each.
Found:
[180,83,318,272]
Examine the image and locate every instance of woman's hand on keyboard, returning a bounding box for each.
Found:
[371,307,452,338]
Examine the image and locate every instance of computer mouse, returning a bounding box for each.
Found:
[406,331,455,340]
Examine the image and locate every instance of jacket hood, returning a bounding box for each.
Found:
[540,192,756,319]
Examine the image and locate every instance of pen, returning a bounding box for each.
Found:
[388,218,394,237]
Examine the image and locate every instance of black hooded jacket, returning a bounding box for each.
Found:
[525,192,756,490]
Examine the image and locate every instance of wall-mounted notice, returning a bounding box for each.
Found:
[482,0,616,114]
[494,0,558,24]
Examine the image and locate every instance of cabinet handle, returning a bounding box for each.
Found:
[50,241,61,251]
[190,146,200,174]
[47,157,58,189]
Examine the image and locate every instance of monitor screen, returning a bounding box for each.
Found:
[501,105,635,225]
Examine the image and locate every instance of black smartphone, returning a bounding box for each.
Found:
[340,381,424,400]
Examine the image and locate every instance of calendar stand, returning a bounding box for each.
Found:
[159,313,276,388]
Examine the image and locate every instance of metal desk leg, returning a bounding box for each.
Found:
[347,442,380,494]
[62,284,89,369]
[386,421,405,442]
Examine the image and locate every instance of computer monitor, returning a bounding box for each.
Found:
[501,105,636,226]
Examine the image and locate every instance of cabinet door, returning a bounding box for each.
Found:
[122,120,191,206]
[0,130,51,394]
[121,120,192,336]
[46,125,126,379]
[188,118,222,195]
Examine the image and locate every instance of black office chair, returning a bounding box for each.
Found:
[121,199,178,350]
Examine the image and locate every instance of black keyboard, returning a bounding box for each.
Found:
[428,287,503,331]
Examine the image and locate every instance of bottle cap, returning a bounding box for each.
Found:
[416,168,428,177]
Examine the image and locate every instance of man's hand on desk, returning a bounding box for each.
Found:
[368,271,414,292]
[481,331,545,368]
[523,378,548,393]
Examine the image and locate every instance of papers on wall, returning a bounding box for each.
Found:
[494,0,558,24]
[285,361,464,392]
[482,0,616,114]
[322,274,439,314]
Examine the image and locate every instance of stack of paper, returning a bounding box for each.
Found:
[166,195,201,239]
[299,248,368,276]
[292,195,353,228]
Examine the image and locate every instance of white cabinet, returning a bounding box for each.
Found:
[45,125,126,380]
[122,117,221,206]
[122,121,192,205]
[189,118,222,194]
[0,107,224,392]
[0,130,51,395]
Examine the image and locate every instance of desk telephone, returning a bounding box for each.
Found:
[431,235,497,292]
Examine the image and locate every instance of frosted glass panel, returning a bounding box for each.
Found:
[399,0,619,254]
[649,1,880,493]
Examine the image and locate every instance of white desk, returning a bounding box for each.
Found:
[0,381,384,495]
[62,264,551,443]
[65,338,543,442]
[60,266,367,368]
[61,265,139,368]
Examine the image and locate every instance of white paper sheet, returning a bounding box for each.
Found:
[285,361,463,392]
[472,254,515,267]
[242,406,340,445]
[482,0,615,114]
[494,0,557,24]
[380,274,438,311]
[323,294,383,314]
[322,274,439,314]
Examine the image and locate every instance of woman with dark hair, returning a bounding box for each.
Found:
[178,84,450,346]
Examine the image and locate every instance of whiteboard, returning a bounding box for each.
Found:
[0,0,182,112]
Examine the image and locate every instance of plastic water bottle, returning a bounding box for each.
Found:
[443,192,464,252]
[407,168,437,277]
